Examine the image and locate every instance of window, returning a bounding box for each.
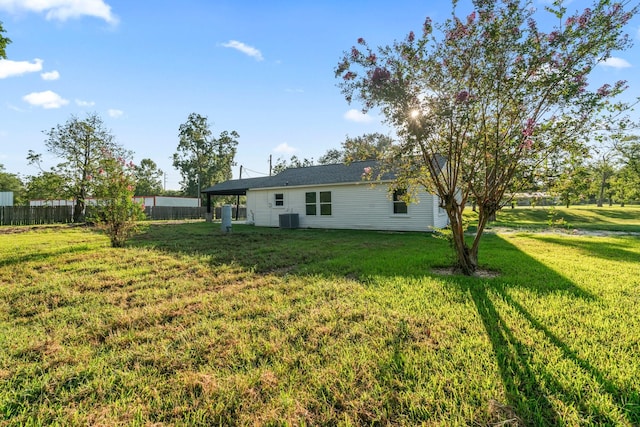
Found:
[320,191,332,216]
[305,192,317,215]
[393,189,408,214]
[274,193,284,207]
[306,191,332,216]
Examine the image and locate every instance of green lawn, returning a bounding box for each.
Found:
[466,204,640,232]
[0,212,639,425]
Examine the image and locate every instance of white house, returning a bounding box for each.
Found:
[202,160,449,232]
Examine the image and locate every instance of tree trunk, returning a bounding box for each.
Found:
[446,201,477,275]
[73,198,85,223]
[597,176,606,207]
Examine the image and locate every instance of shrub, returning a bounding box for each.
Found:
[90,152,146,247]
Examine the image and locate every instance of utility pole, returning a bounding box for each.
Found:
[269,155,272,176]
[236,165,242,220]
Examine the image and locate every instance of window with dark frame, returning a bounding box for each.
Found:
[305,192,317,215]
[274,193,284,206]
[393,189,408,214]
[320,191,332,216]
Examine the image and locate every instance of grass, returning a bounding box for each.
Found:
[0,208,639,426]
[466,204,640,232]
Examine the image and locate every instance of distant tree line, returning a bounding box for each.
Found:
[1,112,239,209]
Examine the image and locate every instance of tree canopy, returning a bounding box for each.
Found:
[318,133,394,164]
[337,0,637,275]
[0,21,10,59]
[173,113,239,201]
[25,171,67,203]
[31,113,127,222]
[0,164,24,205]
[134,158,164,196]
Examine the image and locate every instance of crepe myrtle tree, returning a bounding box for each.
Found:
[336,0,636,275]
[91,152,146,248]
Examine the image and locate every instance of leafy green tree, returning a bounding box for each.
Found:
[0,164,25,205]
[0,20,11,59]
[25,171,67,202]
[336,0,636,275]
[272,155,314,174]
[551,164,591,208]
[610,165,640,206]
[91,153,146,248]
[590,151,616,207]
[616,134,640,175]
[134,158,163,196]
[173,113,239,203]
[318,133,394,164]
[30,113,128,222]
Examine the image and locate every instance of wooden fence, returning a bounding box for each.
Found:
[143,206,207,221]
[0,206,223,226]
[0,206,74,226]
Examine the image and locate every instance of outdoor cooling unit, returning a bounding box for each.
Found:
[279,213,299,229]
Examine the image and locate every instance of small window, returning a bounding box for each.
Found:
[393,189,408,214]
[305,192,317,215]
[274,193,284,207]
[320,191,332,216]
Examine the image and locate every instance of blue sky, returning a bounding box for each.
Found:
[1,0,639,190]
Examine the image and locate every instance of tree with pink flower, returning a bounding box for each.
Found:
[91,152,146,248]
[336,0,637,275]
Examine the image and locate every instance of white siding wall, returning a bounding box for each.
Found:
[246,182,444,232]
[432,196,450,229]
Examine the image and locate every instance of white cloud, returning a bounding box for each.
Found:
[0,0,118,24]
[41,70,60,80]
[344,108,373,123]
[0,58,43,79]
[23,90,69,109]
[75,99,95,107]
[274,143,297,154]
[221,40,264,61]
[107,108,123,118]
[599,57,632,69]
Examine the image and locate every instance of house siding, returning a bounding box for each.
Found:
[247,182,440,232]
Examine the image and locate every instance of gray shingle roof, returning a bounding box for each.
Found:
[202,156,446,196]
[202,160,384,195]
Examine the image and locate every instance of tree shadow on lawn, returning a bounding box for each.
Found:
[0,244,92,268]
[129,224,639,424]
[442,235,639,425]
[525,234,640,263]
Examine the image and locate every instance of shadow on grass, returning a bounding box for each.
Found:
[443,235,638,425]
[0,244,92,268]
[526,234,640,263]
[489,207,640,232]
[129,223,638,424]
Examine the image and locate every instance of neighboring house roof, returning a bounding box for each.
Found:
[202,157,446,196]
